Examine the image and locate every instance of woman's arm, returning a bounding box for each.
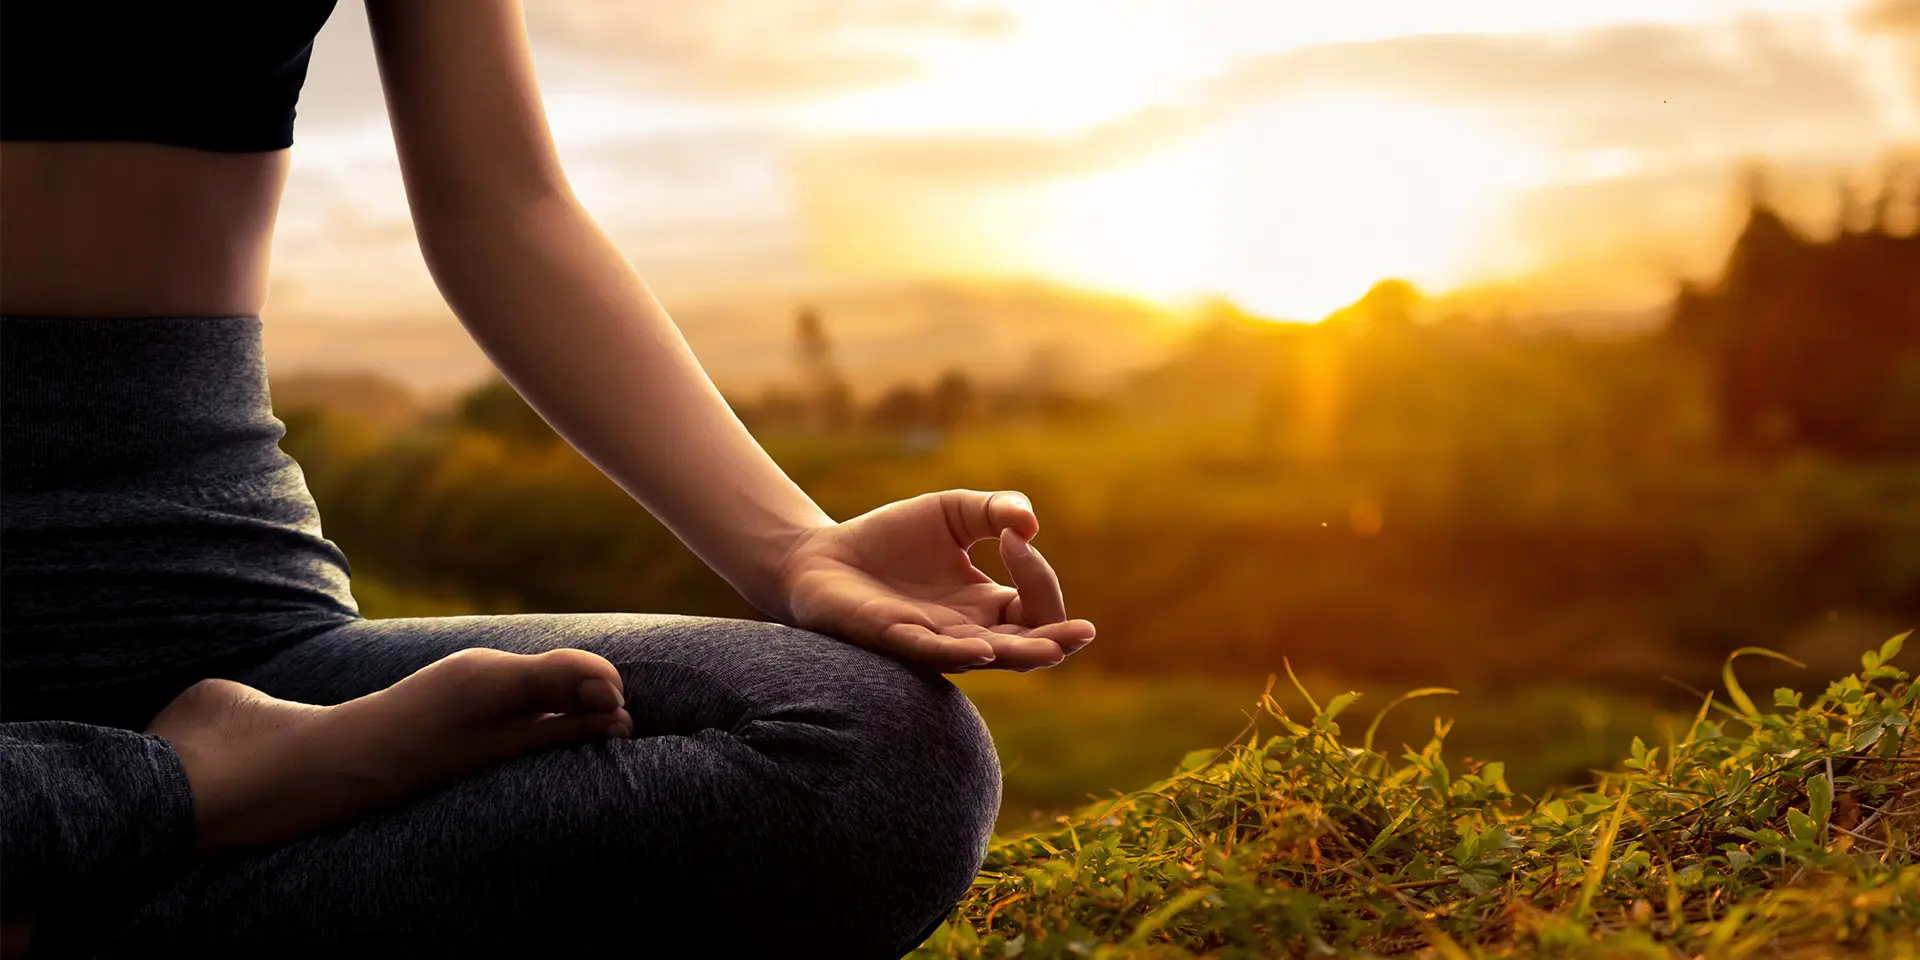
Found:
[364,0,1095,670]
[364,0,830,620]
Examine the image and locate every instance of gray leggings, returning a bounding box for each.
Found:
[1,317,1000,958]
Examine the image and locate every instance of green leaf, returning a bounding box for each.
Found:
[1453,832,1480,865]
[1852,723,1887,752]
[1323,691,1362,722]
[1881,631,1910,665]
[1176,748,1218,774]
[1809,772,1833,836]
[1786,808,1818,847]
[1484,826,1522,851]
[1481,761,1506,790]
[1722,647,1806,719]
[1365,804,1419,858]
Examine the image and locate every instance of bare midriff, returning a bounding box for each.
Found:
[0,142,289,318]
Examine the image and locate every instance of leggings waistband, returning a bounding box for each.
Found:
[1,316,282,491]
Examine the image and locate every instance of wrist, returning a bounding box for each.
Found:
[738,516,834,624]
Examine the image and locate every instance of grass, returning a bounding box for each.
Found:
[957,669,1680,838]
[912,635,1920,958]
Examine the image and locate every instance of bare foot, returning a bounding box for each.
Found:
[145,647,633,855]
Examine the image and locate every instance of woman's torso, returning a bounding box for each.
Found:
[0,0,340,317]
[1,2,362,722]
[0,143,288,318]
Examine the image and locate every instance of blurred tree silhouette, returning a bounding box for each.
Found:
[454,374,562,446]
[927,370,973,430]
[1324,278,1425,333]
[867,383,930,433]
[1667,170,1920,458]
[795,306,853,432]
[272,165,1920,693]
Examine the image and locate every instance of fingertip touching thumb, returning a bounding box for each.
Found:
[993,490,1039,537]
[999,526,1032,558]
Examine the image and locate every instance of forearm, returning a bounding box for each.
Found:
[418,194,831,619]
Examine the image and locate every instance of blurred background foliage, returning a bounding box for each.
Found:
[274,186,1919,832]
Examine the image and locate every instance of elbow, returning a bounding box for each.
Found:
[412,188,581,296]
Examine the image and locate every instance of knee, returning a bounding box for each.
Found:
[719,619,1003,834]
[709,620,1003,950]
[874,676,1002,953]
[589,617,1002,953]
[851,659,1003,852]
[792,645,1003,954]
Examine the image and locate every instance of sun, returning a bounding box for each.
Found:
[804,92,1553,321]
[1008,95,1555,320]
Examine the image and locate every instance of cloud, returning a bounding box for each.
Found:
[799,98,1209,184]
[301,0,1020,129]
[1223,19,1880,154]
[1860,0,1920,31]
[300,3,387,131]
[523,0,1016,97]
[804,17,1883,187]
[1857,0,1920,104]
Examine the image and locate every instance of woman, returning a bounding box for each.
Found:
[0,1,1096,956]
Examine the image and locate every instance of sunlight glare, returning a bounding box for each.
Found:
[1207,96,1554,319]
[964,95,1555,320]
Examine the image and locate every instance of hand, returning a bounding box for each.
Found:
[775,489,1096,672]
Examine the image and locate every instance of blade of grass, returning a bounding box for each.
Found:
[1363,686,1459,753]
[1721,647,1806,719]
[1124,888,1211,946]
[1575,779,1634,922]
[1283,657,1320,716]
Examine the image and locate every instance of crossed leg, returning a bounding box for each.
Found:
[35,613,1001,959]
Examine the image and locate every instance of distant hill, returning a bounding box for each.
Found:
[640,277,1194,399]
[269,371,425,430]
[263,275,1666,406]
[263,278,1192,400]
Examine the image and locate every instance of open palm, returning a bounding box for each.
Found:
[776,489,1096,672]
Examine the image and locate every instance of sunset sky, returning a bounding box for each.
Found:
[268,0,1920,388]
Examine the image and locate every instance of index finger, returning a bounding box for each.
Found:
[998,529,1067,625]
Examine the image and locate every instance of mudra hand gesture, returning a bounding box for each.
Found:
[776,490,1095,672]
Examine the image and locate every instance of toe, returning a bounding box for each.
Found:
[509,706,632,754]
[442,647,625,719]
[509,649,625,716]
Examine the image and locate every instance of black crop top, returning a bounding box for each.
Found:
[1,1,343,152]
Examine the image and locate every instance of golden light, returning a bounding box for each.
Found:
[1199,94,1555,319]
[824,94,1556,321]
